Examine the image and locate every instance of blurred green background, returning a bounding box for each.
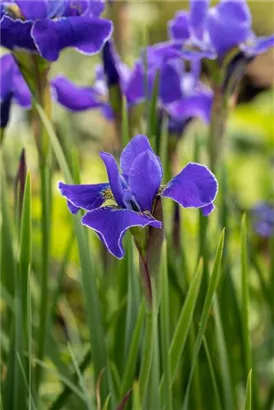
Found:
[1,2,274,406]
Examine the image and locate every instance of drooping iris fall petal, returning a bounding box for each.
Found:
[82,207,162,259]
[161,162,218,209]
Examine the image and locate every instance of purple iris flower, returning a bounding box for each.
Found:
[168,0,274,62]
[251,203,274,237]
[51,72,114,119]
[163,60,213,136]
[52,41,210,124]
[58,134,218,258]
[0,54,31,128]
[1,0,112,62]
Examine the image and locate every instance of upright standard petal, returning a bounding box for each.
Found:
[100,152,124,207]
[82,207,162,258]
[120,134,153,177]
[15,0,48,20]
[58,181,110,213]
[129,150,163,212]
[161,162,218,209]
[208,0,252,58]
[168,11,190,41]
[190,0,209,40]
[51,76,102,111]
[31,16,112,61]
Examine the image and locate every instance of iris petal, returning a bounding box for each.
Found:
[161,162,218,210]
[242,35,274,57]
[15,0,48,20]
[168,11,190,41]
[129,150,163,212]
[208,0,252,57]
[51,75,102,111]
[166,90,213,125]
[201,203,215,216]
[31,16,112,61]
[1,16,36,52]
[0,54,15,101]
[82,206,161,259]
[159,62,182,104]
[58,181,110,213]
[120,134,153,177]
[13,72,32,108]
[100,152,124,207]
[190,0,209,40]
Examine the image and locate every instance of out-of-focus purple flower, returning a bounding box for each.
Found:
[52,45,213,131]
[0,54,31,128]
[126,42,184,105]
[163,60,213,136]
[168,0,274,62]
[251,202,274,237]
[1,0,112,62]
[51,65,114,120]
[58,134,218,258]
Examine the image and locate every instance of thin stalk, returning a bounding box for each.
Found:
[31,65,52,389]
[36,164,51,388]
[139,307,157,406]
[208,86,229,172]
[160,240,173,410]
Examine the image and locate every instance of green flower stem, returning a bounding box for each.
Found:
[29,61,52,390]
[1,128,6,143]
[208,85,229,172]
[35,163,51,389]
[139,302,158,405]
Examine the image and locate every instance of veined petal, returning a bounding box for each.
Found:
[0,54,15,100]
[13,71,32,108]
[100,152,124,207]
[82,206,162,258]
[31,16,112,61]
[208,0,252,57]
[15,0,48,20]
[51,75,102,111]
[190,0,209,40]
[1,16,36,52]
[58,181,110,213]
[161,162,218,210]
[168,11,190,41]
[129,150,163,212]
[120,134,153,177]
